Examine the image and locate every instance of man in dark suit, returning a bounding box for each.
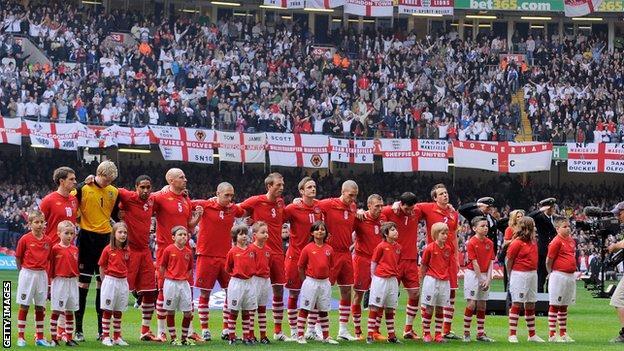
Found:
[527,197,558,293]
[459,197,500,253]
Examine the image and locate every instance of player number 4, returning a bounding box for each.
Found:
[219,210,225,220]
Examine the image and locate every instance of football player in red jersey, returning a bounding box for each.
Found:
[40,167,78,246]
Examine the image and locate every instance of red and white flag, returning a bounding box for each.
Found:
[306,0,346,8]
[564,0,602,17]
[0,117,22,145]
[111,125,150,146]
[379,139,448,172]
[330,138,374,164]
[217,131,266,164]
[150,125,215,164]
[266,133,329,168]
[344,0,394,16]
[453,141,552,173]
[25,120,78,150]
[264,0,304,8]
[567,143,624,173]
[76,124,114,148]
[398,0,454,16]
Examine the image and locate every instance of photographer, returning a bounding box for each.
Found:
[527,198,558,293]
[608,201,624,343]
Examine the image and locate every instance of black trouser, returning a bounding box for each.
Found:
[537,254,548,293]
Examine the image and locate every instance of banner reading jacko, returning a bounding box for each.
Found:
[344,0,394,16]
[217,131,266,164]
[379,139,448,172]
[453,141,552,173]
[266,133,329,169]
[150,125,215,164]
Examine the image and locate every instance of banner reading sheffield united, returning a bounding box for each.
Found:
[452,141,552,173]
[398,0,454,16]
[0,117,22,145]
[266,133,329,169]
[25,120,78,150]
[567,143,624,173]
[330,138,374,164]
[150,125,215,164]
[379,139,448,172]
[217,132,266,164]
[344,0,394,16]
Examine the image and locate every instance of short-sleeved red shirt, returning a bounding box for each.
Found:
[507,239,538,271]
[225,246,256,279]
[152,191,193,254]
[250,243,271,278]
[192,199,244,258]
[98,245,130,278]
[283,200,323,258]
[15,232,51,270]
[372,241,401,278]
[354,212,385,259]
[118,188,153,251]
[547,235,577,273]
[50,244,79,278]
[40,192,78,245]
[160,244,194,281]
[418,202,459,252]
[240,195,285,255]
[298,242,334,279]
[318,198,356,253]
[466,235,495,273]
[421,241,452,280]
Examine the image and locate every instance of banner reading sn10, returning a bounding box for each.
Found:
[452,141,552,173]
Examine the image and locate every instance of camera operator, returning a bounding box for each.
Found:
[607,201,624,343]
[527,198,558,293]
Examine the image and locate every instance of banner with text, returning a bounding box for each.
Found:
[453,141,552,173]
[150,126,215,164]
[344,0,394,16]
[217,132,266,164]
[266,133,329,169]
[25,120,78,150]
[455,0,623,12]
[306,0,346,8]
[264,0,305,8]
[567,143,624,173]
[330,138,375,164]
[398,0,454,15]
[379,139,448,172]
[0,117,22,145]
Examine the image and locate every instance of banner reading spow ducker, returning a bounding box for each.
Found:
[0,117,22,145]
[330,138,374,164]
[453,141,552,173]
[306,0,346,8]
[25,120,78,150]
[344,0,394,16]
[567,143,624,173]
[264,0,304,8]
[217,132,266,164]
[150,125,215,164]
[398,0,454,16]
[379,139,448,172]
[266,133,329,168]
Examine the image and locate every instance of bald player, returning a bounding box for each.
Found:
[318,180,359,341]
[191,182,245,341]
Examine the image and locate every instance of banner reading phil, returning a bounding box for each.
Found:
[266,133,329,169]
[453,141,552,173]
[150,125,215,164]
[344,0,394,16]
[217,132,266,164]
[264,0,305,8]
[0,117,22,145]
[25,120,78,150]
[398,0,454,16]
[567,143,624,173]
[306,0,346,8]
[330,138,374,164]
[379,139,448,172]
[564,0,602,16]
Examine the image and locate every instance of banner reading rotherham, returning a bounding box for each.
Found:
[379,139,448,172]
[453,141,552,173]
[306,0,346,8]
[564,0,602,16]
[344,0,394,16]
[150,126,215,164]
[398,0,454,16]
[264,0,304,8]
[0,117,22,145]
[567,143,624,173]
[25,120,78,150]
[266,133,329,169]
[330,138,374,164]
[217,132,266,164]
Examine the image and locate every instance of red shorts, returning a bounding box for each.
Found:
[449,260,458,289]
[399,259,420,289]
[127,249,157,293]
[285,254,302,290]
[330,251,354,286]
[270,253,286,285]
[195,256,230,290]
[353,255,371,292]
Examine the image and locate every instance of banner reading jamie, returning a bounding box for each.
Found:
[150,126,215,164]
[25,120,78,150]
[398,0,454,15]
[266,133,329,169]
[0,117,22,145]
[379,139,448,172]
[263,0,304,8]
[567,143,624,173]
[306,0,346,8]
[330,138,375,164]
[217,132,266,164]
[453,141,552,173]
[344,0,394,16]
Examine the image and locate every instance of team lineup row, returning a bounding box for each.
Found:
[14,161,580,346]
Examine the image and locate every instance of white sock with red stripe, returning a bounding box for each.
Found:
[102,311,112,339]
[35,309,45,340]
[476,310,486,337]
[525,308,536,337]
[421,309,432,337]
[112,311,122,340]
[319,312,330,340]
[405,298,419,333]
[386,309,396,338]
[272,297,284,334]
[287,296,298,336]
[434,309,444,337]
[558,306,568,336]
[338,299,350,331]
[509,305,520,336]
[297,310,309,337]
[141,293,156,335]
[156,291,166,336]
[17,307,27,340]
[50,312,59,341]
[198,294,210,333]
[351,304,362,335]
[463,307,474,336]
[443,291,455,334]
[258,306,267,339]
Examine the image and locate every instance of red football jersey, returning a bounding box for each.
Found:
[318,198,356,253]
[283,200,323,258]
[161,244,194,281]
[15,232,51,270]
[152,191,193,254]
[193,199,244,258]
[421,242,452,280]
[466,236,495,273]
[225,246,256,279]
[39,192,78,245]
[547,235,577,273]
[118,188,153,251]
[372,241,401,278]
[418,202,459,251]
[354,211,385,259]
[507,239,538,272]
[240,195,285,255]
[381,205,420,259]
[298,242,334,280]
[49,244,79,278]
[250,243,271,278]
[98,245,130,278]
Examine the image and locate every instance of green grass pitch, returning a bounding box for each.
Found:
[2,270,622,350]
